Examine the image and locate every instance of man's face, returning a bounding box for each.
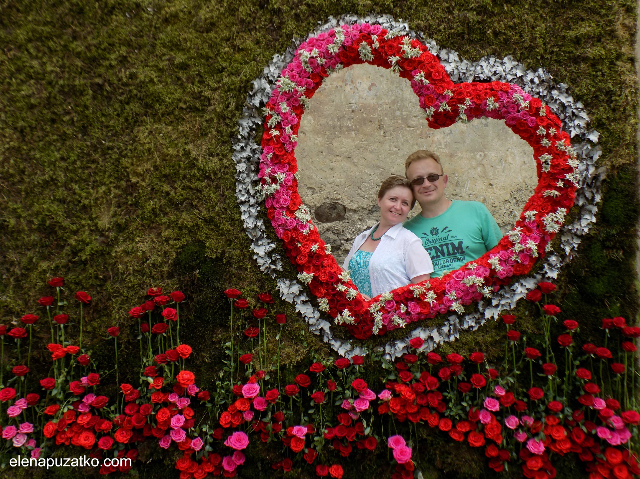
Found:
[406,158,448,208]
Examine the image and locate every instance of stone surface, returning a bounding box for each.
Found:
[315,202,347,223]
[296,64,538,263]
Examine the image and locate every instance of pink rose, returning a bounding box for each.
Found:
[514,431,528,442]
[359,388,376,401]
[242,383,260,399]
[387,435,406,449]
[242,410,254,422]
[170,428,186,443]
[232,451,245,466]
[170,414,185,429]
[222,456,237,472]
[353,398,370,413]
[393,445,413,464]
[378,390,392,401]
[292,426,307,438]
[2,426,17,439]
[18,423,33,434]
[478,409,492,424]
[483,397,500,412]
[13,433,27,447]
[225,431,249,450]
[494,385,506,396]
[504,416,519,430]
[252,397,267,411]
[526,438,545,455]
[159,435,172,449]
[191,437,203,451]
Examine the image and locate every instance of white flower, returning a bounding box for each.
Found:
[318,298,329,312]
[358,42,374,61]
[297,272,314,284]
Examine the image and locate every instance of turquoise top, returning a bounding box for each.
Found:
[348,250,373,297]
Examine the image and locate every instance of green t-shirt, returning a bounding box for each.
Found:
[404,200,503,277]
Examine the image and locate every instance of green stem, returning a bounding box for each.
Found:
[230,301,234,385]
[27,324,33,370]
[79,303,83,348]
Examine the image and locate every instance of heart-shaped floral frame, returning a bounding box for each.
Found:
[258,22,578,340]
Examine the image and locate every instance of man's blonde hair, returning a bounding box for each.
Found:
[404,150,443,176]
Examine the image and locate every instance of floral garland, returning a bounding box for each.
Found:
[233,15,602,358]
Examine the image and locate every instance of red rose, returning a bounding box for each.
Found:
[438,367,451,381]
[53,314,68,324]
[8,327,27,338]
[310,391,325,404]
[239,353,253,365]
[26,393,39,405]
[40,377,56,390]
[563,320,579,330]
[447,353,464,364]
[128,307,145,318]
[514,400,527,412]
[502,314,516,325]
[244,327,259,338]
[107,326,120,337]
[38,296,55,307]
[506,330,521,341]
[557,334,573,347]
[294,374,311,388]
[613,317,626,328]
[252,308,268,319]
[153,295,170,306]
[147,287,162,297]
[329,464,343,479]
[537,282,556,294]
[284,384,300,396]
[334,358,350,369]
[427,352,442,364]
[224,289,242,299]
[439,417,453,431]
[65,345,79,354]
[547,401,563,413]
[161,308,178,321]
[500,392,515,407]
[275,314,287,324]
[352,355,364,365]
[75,291,92,303]
[165,349,179,362]
[528,387,544,401]
[234,299,249,309]
[524,347,541,360]
[316,465,329,477]
[403,354,418,364]
[258,292,273,303]
[265,389,279,403]
[526,289,542,302]
[77,354,90,366]
[70,380,86,395]
[310,362,325,373]
[198,390,210,401]
[622,326,640,338]
[543,304,561,316]
[327,380,337,391]
[140,323,149,333]
[542,363,557,376]
[468,431,485,447]
[170,291,185,303]
[175,344,192,359]
[469,352,484,364]
[621,411,640,425]
[470,374,486,388]
[176,370,195,387]
[622,341,637,352]
[151,323,168,334]
[602,318,614,329]
[12,365,29,376]
[92,396,109,409]
[582,343,597,354]
[409,337,424,349]
[596,347,612,359]
[351,378,367,392]
[610,363,626,374]
[48,277,64,287]
[87,373,100,386]
[20,314,39,325]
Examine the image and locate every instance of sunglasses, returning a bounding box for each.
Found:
[409,173,444,186]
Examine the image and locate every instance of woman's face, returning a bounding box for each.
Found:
[377,185,413,226]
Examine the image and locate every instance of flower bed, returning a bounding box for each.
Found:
[0,278,638,478]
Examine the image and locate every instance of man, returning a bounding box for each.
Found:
[403,150,503,277]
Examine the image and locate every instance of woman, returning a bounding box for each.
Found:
[343,175,434,299]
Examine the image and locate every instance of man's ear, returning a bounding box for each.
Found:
[443,174,449,187]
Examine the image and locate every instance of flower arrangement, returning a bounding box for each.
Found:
[257,22,579,340]
[0,277,638,478]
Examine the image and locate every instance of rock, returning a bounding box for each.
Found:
[314,202,347,223]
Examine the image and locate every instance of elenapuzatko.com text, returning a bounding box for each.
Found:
[10,456,132,469]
